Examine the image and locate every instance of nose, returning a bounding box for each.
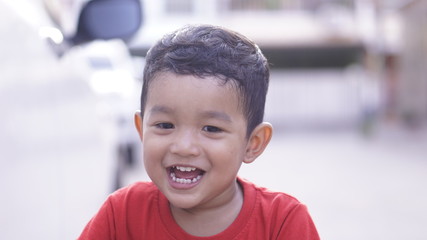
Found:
[169,129,201,157]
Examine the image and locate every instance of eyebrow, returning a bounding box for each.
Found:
[201,111,232,122]
[149,105,173,115]
[149,105,232,122]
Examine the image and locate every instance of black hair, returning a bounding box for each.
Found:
[140,24,270,136]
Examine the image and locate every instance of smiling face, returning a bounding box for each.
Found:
[137,71,250,210]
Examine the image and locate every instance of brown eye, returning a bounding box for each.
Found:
[203,126,222,133]
[156,123,174,129]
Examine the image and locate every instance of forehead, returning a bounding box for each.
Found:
[149,71,241,99]
[145,72,244,114]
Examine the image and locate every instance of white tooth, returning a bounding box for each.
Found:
[176,166,186,172]
[171,174,203,184]
[175,166,198,172]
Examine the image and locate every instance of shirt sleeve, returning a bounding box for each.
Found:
[277,203,320,240]
[77,197,116,240]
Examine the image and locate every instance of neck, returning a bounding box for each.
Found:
[170,180,244,237]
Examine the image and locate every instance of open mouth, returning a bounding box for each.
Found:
[168,166,205,185]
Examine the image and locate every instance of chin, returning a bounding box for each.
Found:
[166,192,203,210]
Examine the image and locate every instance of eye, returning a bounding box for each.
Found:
[155,122,174,129]
[203,125,223,133]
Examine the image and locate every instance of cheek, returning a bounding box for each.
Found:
[142,138,166,168]
[207,139,247,164]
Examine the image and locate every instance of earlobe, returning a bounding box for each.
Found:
[243,122,273,164]
[134,110,144,141]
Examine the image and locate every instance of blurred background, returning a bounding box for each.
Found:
[1,0,426,239]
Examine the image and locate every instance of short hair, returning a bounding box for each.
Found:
[140,24,270,136]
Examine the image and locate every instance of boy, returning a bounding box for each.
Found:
[78,24,320,239]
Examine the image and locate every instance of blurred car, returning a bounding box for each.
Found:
[42,0,145,186]
[0,0,142,239]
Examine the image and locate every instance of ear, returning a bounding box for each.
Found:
[134,110,144,141]
[243,122,273,164]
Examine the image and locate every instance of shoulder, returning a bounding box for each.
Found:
[111,181,157,196]
[239,177,312,224]
[107,182,160,229]
[78,182,161,239]
[238,178,320,239]
[108,181,159,207]
[239,177,301,209]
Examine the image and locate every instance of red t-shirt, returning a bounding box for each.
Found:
[78,177,319,240]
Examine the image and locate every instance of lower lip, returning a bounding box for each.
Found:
[167,173,203,190]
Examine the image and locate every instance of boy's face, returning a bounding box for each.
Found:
[137,72,250,210]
